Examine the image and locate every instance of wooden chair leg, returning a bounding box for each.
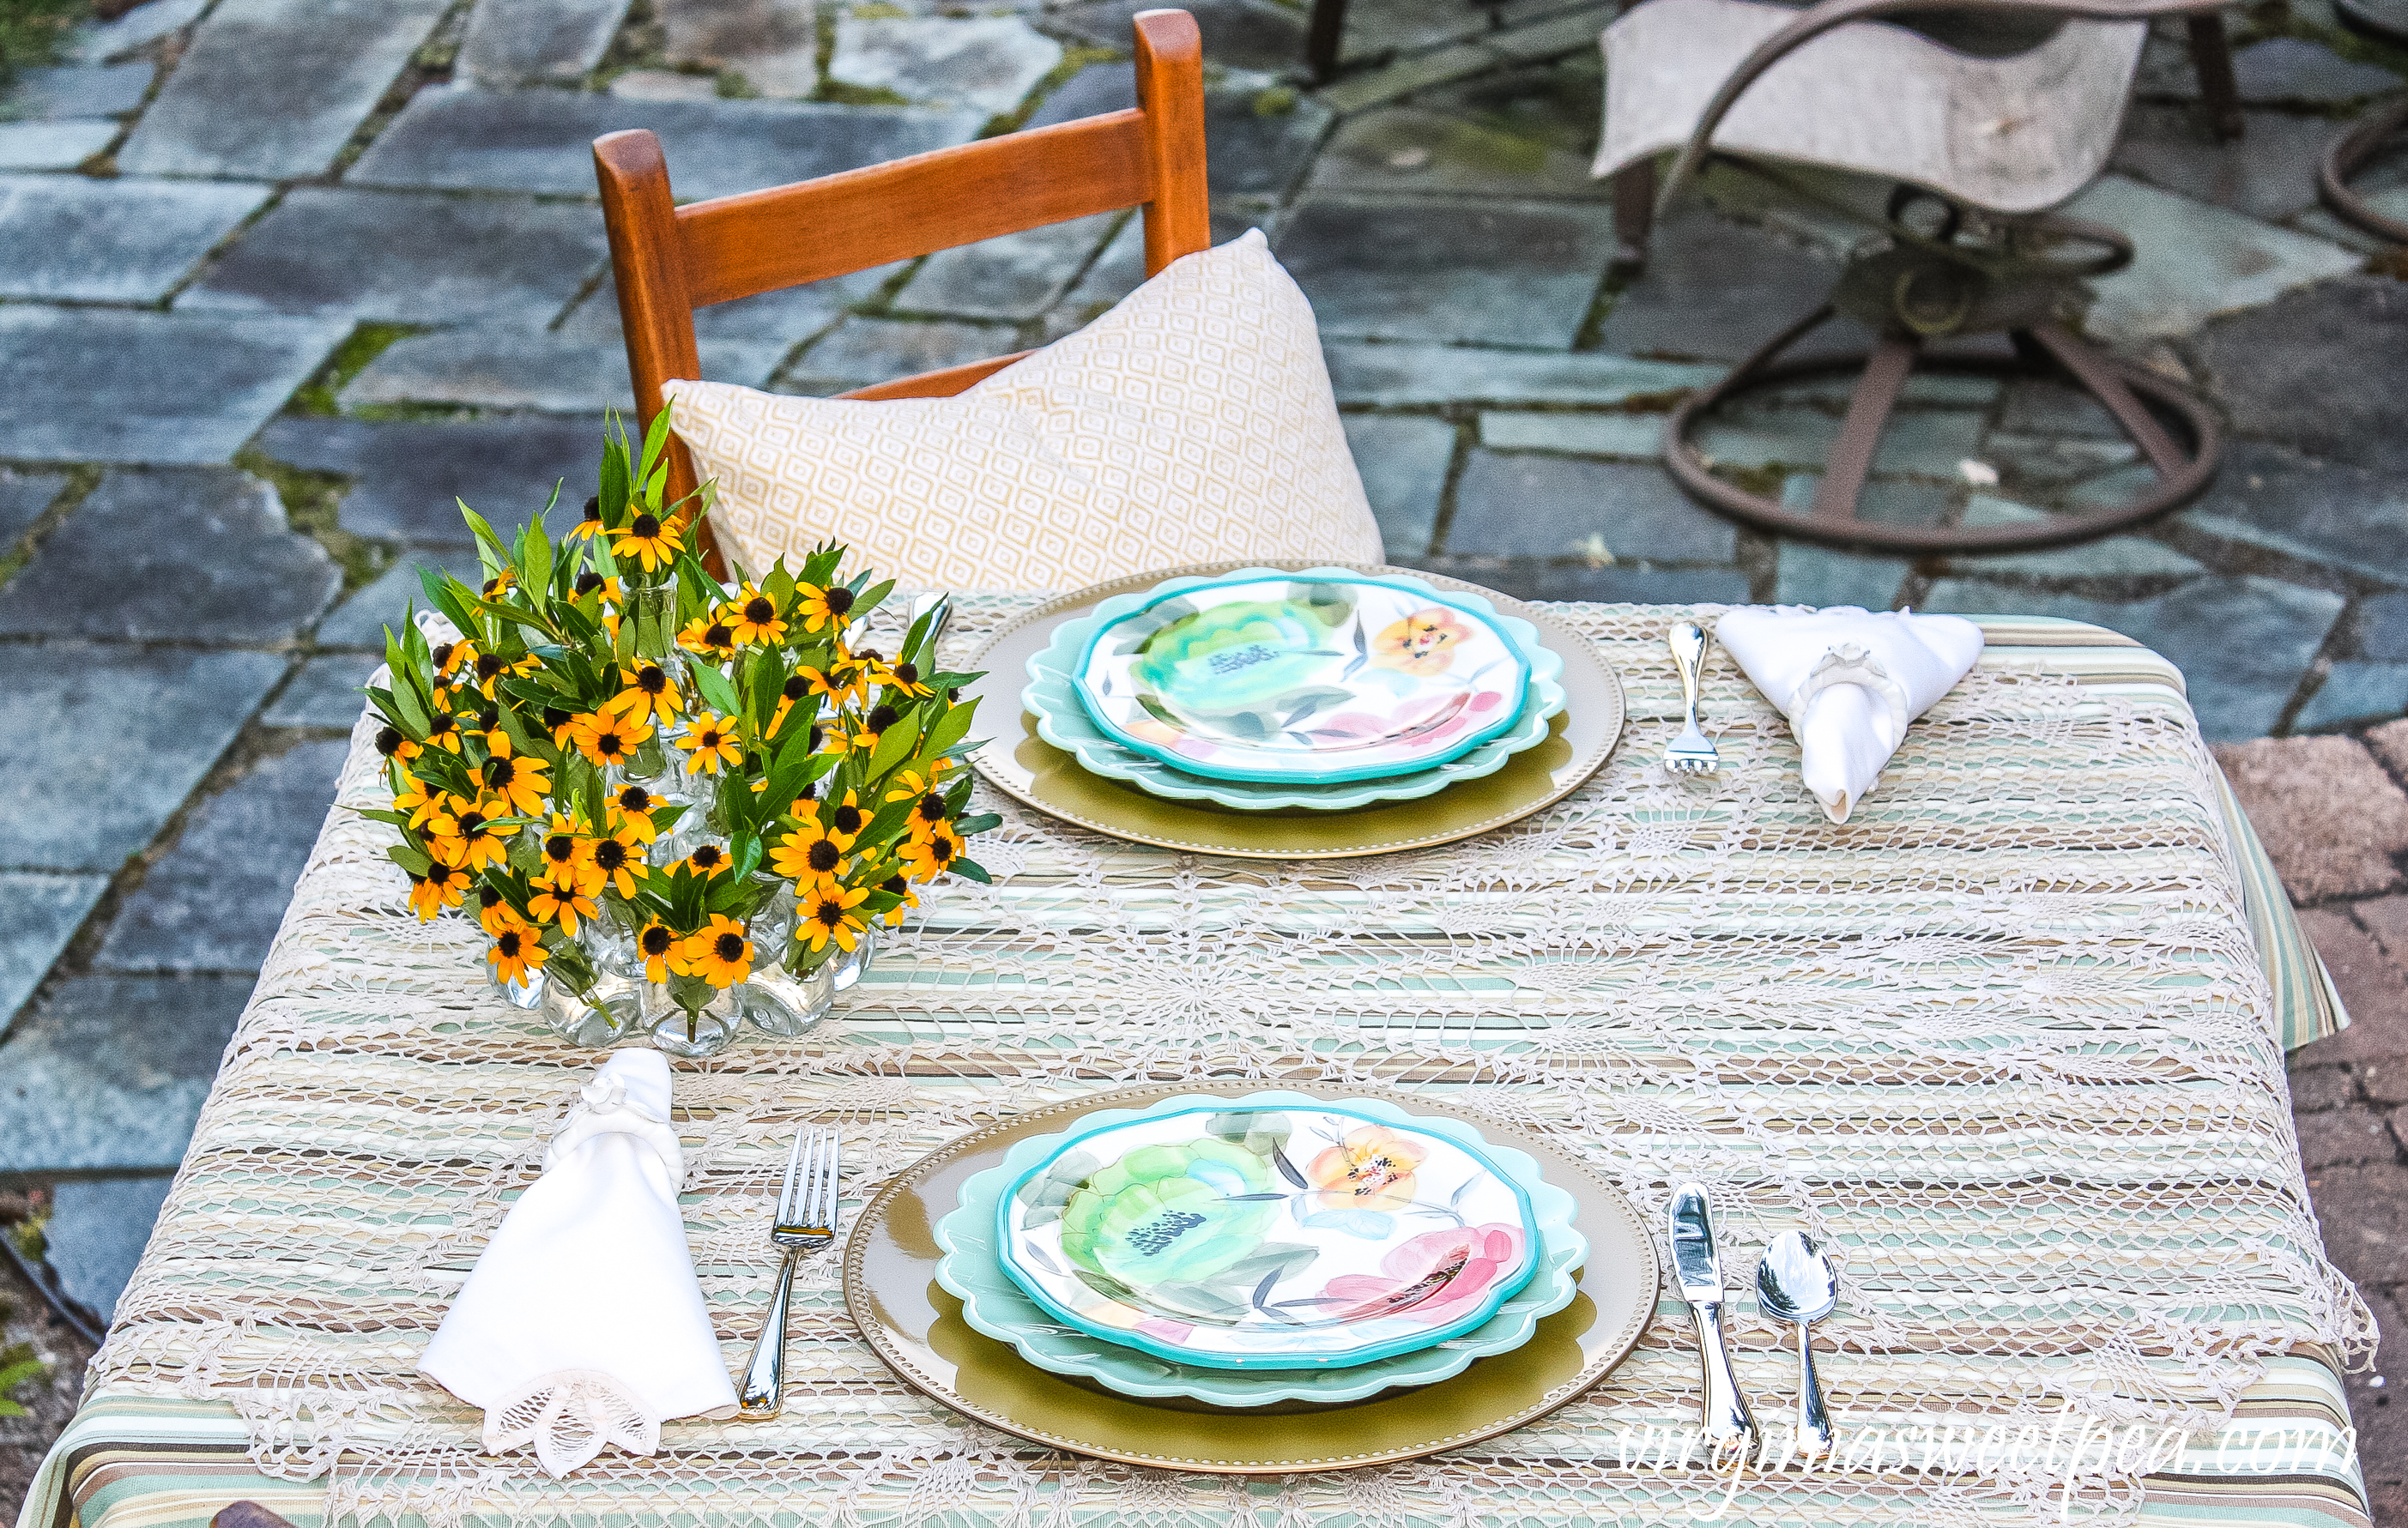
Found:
[2187,15,2245,142]
[1613,159,1657,272]
[1306,0,1347,82]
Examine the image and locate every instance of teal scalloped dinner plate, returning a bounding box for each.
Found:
[1027,571,1566,812]
[933,1092,1588,1404]
[1071,570,1534,786]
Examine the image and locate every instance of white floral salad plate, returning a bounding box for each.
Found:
[988,1097,1547,1370]
[1070,571,1532,785]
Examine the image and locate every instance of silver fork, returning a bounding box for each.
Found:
[735,1126,840,1418]
[1664,622,1721,776]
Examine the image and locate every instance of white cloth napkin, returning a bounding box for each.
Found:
[420,1050,736,1477]
[1714,605,1984,824]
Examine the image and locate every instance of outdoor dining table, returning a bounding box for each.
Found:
[19,596,2373,1528]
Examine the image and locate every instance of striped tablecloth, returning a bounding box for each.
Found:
[19,602,2373,1528]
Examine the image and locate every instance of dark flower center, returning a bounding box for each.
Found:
[894,661,918,685]
[486,758,517,788]
[477,706,499,733]
[813,898,846,926]
[594,840,628,872]
[480,885,502,908]
[807,840,840,873]
[832,805,862,835]
[596,729,627,758]
[431,643,454,670]
[498,931,523,957]
[917,793,947,823]
[743,597,774,625]
[858,648,883,663]
[426,862,457,886]
[808,726,822,750]
[930,837,954,864]
[705,623,733,648]
[881,874,907,895]
[825,587,855,615]
[544,834,576,863]
[641,926,674,956]
[428,713,456,735]
[476,654,505,680]
[459,812,488,836]
[699,727,726,747]
[631,512,662,538]
[783,675,808,700]
[482,577,507,598]
[692,846,725,869]
[575,571,603,595]
[618,786,650,812]
[867,704,898,732]
[637,666,667,694]
[375,726,404,756]
[582,495,601,522]
[543,707,570,731]
[794,780,816,801]
[713,932,746,962]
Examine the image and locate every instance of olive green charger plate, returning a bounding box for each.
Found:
[843,1081,1660,1474]
[960,564,1626,860]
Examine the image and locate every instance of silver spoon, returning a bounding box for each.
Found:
[1755,1230,1838,1460]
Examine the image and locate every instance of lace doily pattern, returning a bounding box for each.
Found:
[83,600,2371,1528]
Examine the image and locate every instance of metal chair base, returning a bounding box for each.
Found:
[2320,95,2408,245]
[1663,305,2223,554]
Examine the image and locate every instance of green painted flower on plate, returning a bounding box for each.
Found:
[1060,1137,1279,1288]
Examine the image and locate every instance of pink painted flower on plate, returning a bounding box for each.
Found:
[1316,1222,1525,1326]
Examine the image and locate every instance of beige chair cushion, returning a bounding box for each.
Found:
[662,229,1383,592]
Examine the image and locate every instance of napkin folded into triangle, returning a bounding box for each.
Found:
[421,1051,736,1477]
[1715,606,1984,824]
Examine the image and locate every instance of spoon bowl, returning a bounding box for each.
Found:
[1755,1230,1838,1459]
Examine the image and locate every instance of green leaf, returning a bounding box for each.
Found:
[731,831,762,882]
[866,710,921,776]
[688,658,740,717]
[387,842,434,877]
[420,568,482,639]
[852,577,895,620]
[459,499,511,569]
[650,800,689,835]
[638,402,675,488]
[353,808,412,828]
[747,646,784,735]
[919,694,978,759]
[520,516,553,604]
[368,683,427,739]
[949,855,993,885]
[599,432,631,526]
[953,812,1002,836]
[494,701,560,769]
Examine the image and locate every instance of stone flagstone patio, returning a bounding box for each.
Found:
[4,0,2408,1513]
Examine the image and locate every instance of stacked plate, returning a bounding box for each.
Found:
[1024,568,1569,812]
[932,1091,1589,1407]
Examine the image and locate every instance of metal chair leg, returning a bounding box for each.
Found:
[1613,160,1658,271]
[1306,0,1347,82]
[2187,15,2245,141]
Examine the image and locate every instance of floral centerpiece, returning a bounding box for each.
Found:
[357,411,998,1054]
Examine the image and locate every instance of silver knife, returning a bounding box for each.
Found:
[1667,1181,1759,1459]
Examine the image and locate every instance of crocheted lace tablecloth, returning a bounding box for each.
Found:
[30,601,2374,1528]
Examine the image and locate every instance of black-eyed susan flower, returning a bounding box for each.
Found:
[879,872,919,927]
[820,790,866,849]
[427,800,511,873]
[608,662,681,727]
[375,725,421,764]
[433,639,477,679]
[678,614,737,659]
[635,921,678,983]
[909,789,953,836]
[796,883,870,952]
[676,712,742,776]
[883,762,951,805]
[394,774,446,830]
[871,657,933,698]
[488,923,548,987]
[566,709,650,770]
[480,734,552,818]
[796,663,870,710]
[544,706,578,746]
[475,884,521,938]
[572,494,602,541]
[408,859,469,921]
[770,818,849,887]
[423,710,465,754]
[476,649,540,700]
[898,819,964,882]
[528,871,598,935]
[590,831,644,899]
[685,842,733,879]
[672,914,753,987]
[608,784,660,844]
[725,583,787,646]
[793,581,856,633]
[536,812,596,879]
[766,673,812,737]
[609,510,682,572]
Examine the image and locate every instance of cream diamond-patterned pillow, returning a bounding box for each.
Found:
[663,229,1382,591]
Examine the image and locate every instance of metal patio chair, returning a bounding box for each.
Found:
[1595,0,2248,553]
[2317,0,2408,243]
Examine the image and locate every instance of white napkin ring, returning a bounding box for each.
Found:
[1788,643,1910,738]
[543,1072,685,1181]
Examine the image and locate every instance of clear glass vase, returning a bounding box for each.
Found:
[740,956,837,1037]
[487,962,547,1009]
[642,970,741,1057]
[536,927,639,1047]
[832,923,880,993]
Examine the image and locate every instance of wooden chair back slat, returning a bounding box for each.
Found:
[592,7,1211,565]
[675,112,1157,308]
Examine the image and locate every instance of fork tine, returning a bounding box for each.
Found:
[797,1127,825,1228]
[818,1131,841,1231]
[776,1126,811,1223]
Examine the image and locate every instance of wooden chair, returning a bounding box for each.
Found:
[593,8,1210,571]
